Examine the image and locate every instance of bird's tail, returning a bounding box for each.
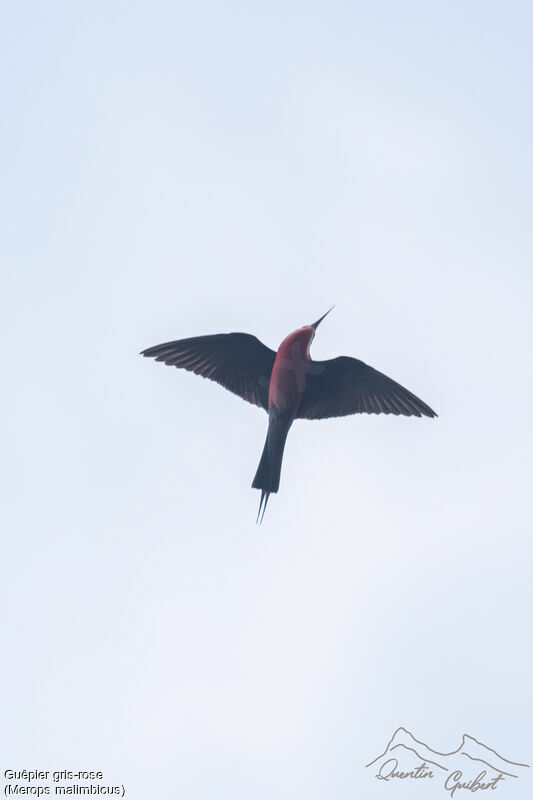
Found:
[252,414,292,523]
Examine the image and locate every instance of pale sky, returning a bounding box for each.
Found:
[1,2,532,798]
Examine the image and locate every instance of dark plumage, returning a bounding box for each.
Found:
[141,310,436,521]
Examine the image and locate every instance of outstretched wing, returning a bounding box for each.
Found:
[297,356,436,419]
[141,333,276,411]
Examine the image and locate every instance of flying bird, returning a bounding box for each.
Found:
[141,308,436,522]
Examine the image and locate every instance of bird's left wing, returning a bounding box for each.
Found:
[297,356,437,419]
[141,333,276,411]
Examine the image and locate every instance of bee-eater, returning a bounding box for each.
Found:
[141,309,436,522]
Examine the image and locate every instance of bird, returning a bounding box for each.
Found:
[141,308,436,522]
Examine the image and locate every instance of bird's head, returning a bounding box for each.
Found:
[279,307,335,355]
[309,306,334,341]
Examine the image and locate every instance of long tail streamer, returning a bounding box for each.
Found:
[256,491,270,525]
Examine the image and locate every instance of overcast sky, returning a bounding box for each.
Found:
[1,2,532,798]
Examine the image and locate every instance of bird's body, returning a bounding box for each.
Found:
[253,324,316,521]
[141,309,436,521]
[268,326,314,415]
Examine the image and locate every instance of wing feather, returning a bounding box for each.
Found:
[141,332,276,411]
[297,356,436,420]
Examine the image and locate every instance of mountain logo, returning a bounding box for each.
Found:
[365,727,529,796]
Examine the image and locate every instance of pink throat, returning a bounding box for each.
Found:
[268,326,314,412]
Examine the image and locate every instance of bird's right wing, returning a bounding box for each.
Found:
[141,333,276,411]
[297,356,437,419]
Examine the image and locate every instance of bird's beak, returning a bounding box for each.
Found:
[311,306,335,330]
